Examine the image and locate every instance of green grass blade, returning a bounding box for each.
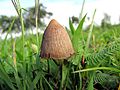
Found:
[4,17,16,40]
[73,67,120,73]
[86,9,96,48]
[76,14,87,32]
[33,72,42,88]
[43,76,54,90]
[2,17,16,49]
[0,63,16,90]
[72,14,87,52]
[11,0,25,63]
[69,18,75,35]
[14,71,23,90]
[35,0,39,47]
[79,0,85,20]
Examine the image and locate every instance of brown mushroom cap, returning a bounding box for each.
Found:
[40,19,74,60]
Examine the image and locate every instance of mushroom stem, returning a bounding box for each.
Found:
[59,61,63,90]
[59,59,67,90]
[47,59,50,81]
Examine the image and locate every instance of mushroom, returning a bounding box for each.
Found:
[40,19,75,89]
[40,19,74,60]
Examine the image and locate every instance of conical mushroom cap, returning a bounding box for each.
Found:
[40,19,74,60]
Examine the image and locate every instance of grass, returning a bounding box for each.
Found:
[0,0,120,90]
